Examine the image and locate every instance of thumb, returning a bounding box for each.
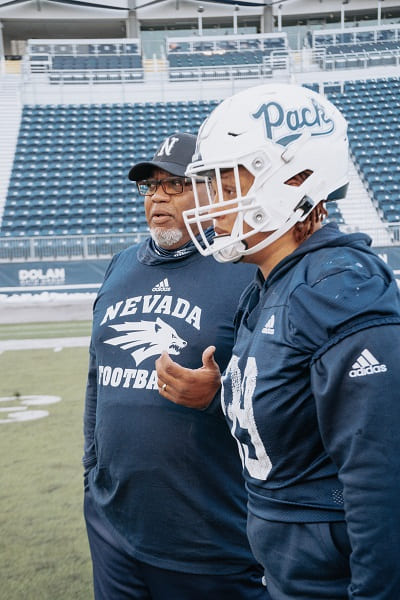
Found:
[202,346,218,369]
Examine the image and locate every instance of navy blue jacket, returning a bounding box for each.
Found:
[83,237,258,574]
[222,223,400,598]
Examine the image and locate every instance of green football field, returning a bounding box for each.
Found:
[0,321,94,599]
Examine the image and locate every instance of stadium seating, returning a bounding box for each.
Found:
[309,25,400,71]
[310,24,400,52]
[2,77,400,245]
[326,77,400,223]
[27,38,144,83]
[166,33,288,80]
[0,101,219,240]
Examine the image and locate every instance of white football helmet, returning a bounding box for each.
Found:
[184,83,349,263]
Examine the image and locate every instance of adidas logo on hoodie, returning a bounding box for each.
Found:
[349,348,387,378]
[152,278,171,292]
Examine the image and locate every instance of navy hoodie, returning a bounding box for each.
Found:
[83,235,258,574]
[222,223,400,598]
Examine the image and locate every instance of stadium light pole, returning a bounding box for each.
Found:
[197,6,204,36]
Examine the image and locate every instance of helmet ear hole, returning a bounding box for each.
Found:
[284,169,313,187]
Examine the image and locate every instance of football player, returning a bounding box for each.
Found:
[157,85,400,599]
[83,132,269,599]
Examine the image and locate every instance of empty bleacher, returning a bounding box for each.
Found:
[27,38,144,84]
[0,100,219,244]
[0,94,344,249]
[326,77,400,225]
[166,33,289,80]
[1,77,399,258]
[309,24,400,71]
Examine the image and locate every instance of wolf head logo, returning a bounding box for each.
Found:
[104,317,187,366]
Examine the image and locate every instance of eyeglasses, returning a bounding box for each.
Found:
[136,177,192,197]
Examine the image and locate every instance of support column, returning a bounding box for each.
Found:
[277,4,282,32]
[377,0,382,27]
[0,22,4,75]
[126,0,139,38]
[198,6,204,36]
[261,6,273,34]
[233,5,239,34]
[341,0,349,30]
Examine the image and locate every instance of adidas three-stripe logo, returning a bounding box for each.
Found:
[349,348,387,378]
[262,315,275,335]
[152,278,171,292]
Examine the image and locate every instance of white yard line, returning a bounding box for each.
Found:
[0,337,91,352]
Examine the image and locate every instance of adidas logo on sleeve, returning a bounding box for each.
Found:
[349,348,387,378]
[152,278,171,292]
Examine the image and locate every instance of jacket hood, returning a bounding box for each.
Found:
[267,223,373,284]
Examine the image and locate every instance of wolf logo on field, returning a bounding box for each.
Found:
[104,317,187,365]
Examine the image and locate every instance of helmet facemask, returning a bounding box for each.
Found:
[186,162,264,263]
[185,150,326,264]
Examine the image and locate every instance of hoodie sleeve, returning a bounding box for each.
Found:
[311,323,400,599]
[82,340,98,479]
[82,253,119,478]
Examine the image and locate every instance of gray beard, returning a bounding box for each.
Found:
[150,227,184,248]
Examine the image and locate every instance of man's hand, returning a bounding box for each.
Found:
[156,346,221,410]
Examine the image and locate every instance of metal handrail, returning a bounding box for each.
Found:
[0,226,399,263]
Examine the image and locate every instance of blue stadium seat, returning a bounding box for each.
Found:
[4,85,398,238]
[325,77,400,224]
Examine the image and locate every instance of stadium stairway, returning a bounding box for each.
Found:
[338,158,392,245]
[142,57,168,73]
[0,75,22,225]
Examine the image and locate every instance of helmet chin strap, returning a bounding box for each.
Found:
[211,211,248,263]
[211,203,314,264]
[212,235,247,263]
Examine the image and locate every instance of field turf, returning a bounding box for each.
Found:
[0,322,93,599]
[0,320,92,341]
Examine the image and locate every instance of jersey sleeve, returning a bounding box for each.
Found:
[311,324,400,598]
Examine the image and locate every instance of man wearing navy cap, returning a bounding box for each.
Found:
[83,133,268,599]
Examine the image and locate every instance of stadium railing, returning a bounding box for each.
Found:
[0,233,148,262]
[168,62,277,82]
[1,227,399,263]
[126,45,398,83]
[319,49,400,71]
[40,46,399,87]
[48,69,144,84]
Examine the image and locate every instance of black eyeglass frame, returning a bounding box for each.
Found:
[136,176,192,197]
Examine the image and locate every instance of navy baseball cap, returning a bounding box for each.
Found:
[128,133,197,181]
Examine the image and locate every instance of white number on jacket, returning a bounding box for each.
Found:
[222,355,272,480]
